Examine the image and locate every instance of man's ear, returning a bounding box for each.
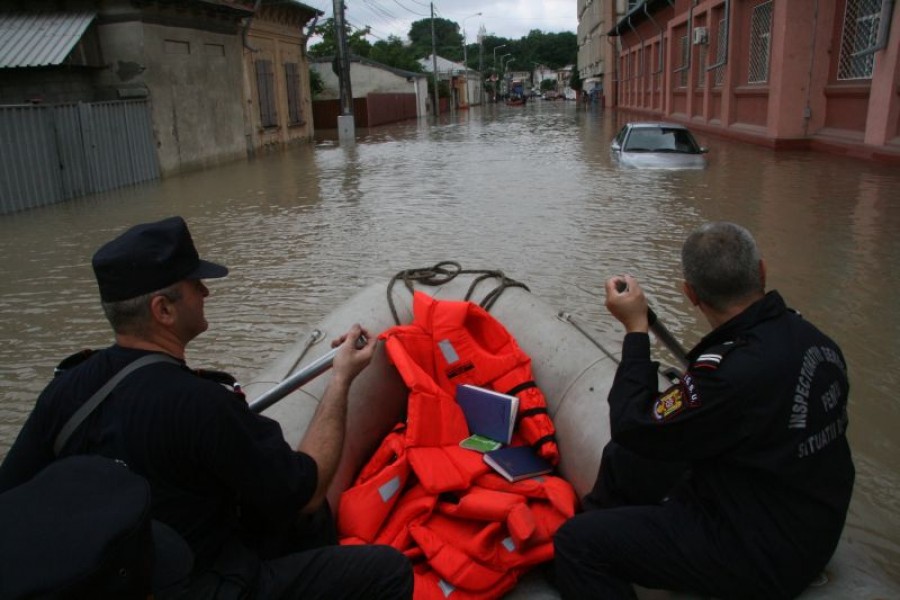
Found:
[759,258,767,290]
[149,294,176,326]
[683,281,700,306]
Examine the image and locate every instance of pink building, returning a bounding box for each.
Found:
[607,0,900,163]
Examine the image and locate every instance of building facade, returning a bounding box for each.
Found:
[578,0,634,106]
[1,0,320,179]
[606,0,900,162]
[311,56,428,127]
[419,54,484,109]
[243,1,321,155]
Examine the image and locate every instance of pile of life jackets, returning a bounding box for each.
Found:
[338,292,578,599]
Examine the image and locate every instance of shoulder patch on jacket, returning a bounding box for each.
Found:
[691,340,739,371]
[653,386,685,421]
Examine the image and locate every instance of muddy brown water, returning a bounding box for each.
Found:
[1,102,898,583]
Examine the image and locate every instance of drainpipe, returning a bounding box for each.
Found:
[802,0,820,136]
[242,0,262,52]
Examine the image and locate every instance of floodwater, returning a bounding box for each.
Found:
[1,102,899,583]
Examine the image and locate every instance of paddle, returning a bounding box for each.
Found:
[615,280,690,367]
[249,335,367,414]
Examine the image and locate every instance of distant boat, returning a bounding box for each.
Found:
[506,97,526,106]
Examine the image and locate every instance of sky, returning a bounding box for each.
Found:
[301,0,578,43]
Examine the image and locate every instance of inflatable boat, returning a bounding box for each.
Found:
[242,265,896,599]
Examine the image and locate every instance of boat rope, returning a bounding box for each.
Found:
[387,261,530,325]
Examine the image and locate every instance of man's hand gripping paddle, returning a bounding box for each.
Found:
[248,334,368,414]
[615,280,690,368]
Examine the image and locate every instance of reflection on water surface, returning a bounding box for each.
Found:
[1,102,899,582]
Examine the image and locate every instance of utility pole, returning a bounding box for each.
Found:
[478,25,485,106]
[431,3,439,118]
[333,0,354,139]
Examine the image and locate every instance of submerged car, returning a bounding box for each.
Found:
[611,122,708,169]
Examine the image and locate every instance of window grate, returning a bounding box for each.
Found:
[837,0,882,80]
[748,1,773,84]
[714,17,727,87]
[678,35,689,87]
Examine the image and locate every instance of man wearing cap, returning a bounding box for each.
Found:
[0,216,413,599]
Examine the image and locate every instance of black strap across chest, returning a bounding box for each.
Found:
[53,354,181,456]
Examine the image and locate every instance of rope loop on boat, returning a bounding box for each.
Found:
[387,262,530,324]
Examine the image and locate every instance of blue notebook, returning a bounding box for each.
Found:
[456,384,519,444]
[483,445,552,482]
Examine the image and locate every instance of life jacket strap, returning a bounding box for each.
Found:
[504,380,538,396]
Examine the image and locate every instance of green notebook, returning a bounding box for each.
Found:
[459,434,503,453]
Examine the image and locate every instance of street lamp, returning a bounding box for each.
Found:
[492,44,507,69]
[461,12,481,107]
[461,12,481,68]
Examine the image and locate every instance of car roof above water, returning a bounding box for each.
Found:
[627,122,691,130]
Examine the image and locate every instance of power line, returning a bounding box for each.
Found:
[362,0,398,21]
[391,0,428,18]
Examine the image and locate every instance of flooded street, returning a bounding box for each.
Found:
[1,102,899,583]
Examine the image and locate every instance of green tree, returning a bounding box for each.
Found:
[408,18,464,61]
[569,59,583,92]
[370,36,424,73]
[308,68,324,96]
[308,18,372,58]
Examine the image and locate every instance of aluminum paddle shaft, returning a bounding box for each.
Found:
[248,335,366,414]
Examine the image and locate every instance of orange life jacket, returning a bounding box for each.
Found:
[337,292,576,599]
[386,292,560,463]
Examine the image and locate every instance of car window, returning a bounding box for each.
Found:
[624,127,700,153]
[666,128,700,153]
[623,128,660,151]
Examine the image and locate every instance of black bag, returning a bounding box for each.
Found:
[0,455,191,599]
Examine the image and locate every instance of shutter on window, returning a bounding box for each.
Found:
[285,62,303,124]
[256,59,277,127]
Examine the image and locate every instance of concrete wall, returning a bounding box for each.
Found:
[312,60,428,118]
[312,61,420,98]
[94,6,248,176]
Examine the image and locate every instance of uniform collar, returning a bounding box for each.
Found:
[688,291,787,360]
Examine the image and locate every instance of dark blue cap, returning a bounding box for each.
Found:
[92,216,228,302]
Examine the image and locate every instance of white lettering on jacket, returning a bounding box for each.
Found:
[797,412,848,458]
[789,346,846,430]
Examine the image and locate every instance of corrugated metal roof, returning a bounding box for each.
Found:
[0,11,96,69]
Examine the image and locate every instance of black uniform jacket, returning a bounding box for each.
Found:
[608,291,854,581]
[0,345,317,570]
